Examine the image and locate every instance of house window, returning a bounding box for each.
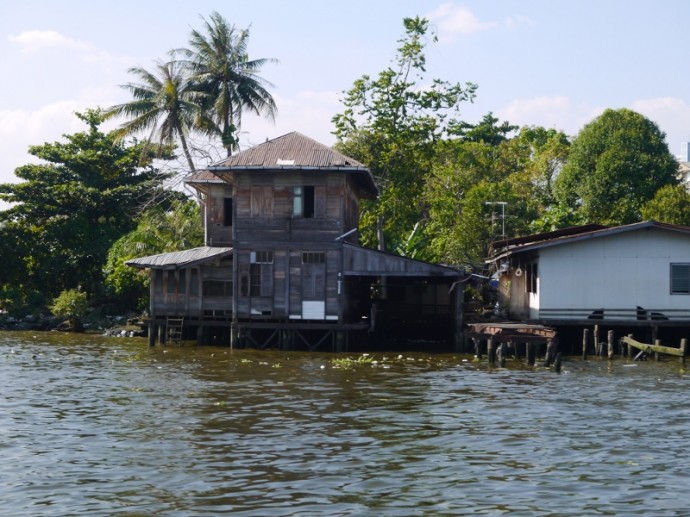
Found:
[302,252,325,264]
[251,186,274,217]
[250,251,274,297]
[671,263,690,294]
[302,252,326,299]
[293,186,315,218]
[223,197,233,226]
[203,280,232,297]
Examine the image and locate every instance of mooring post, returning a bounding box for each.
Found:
[148,322,157,347]
[487,337,496,366]
[681,338,687,366]
[526,342,535,366]
[554,352,562,373]
[473,337,482,359]
[607,330,615,360]
[498,343,506,368]
[654,339,661,361]
[594,325,600,357]
[544,339,556,367]
[582,328,589,360]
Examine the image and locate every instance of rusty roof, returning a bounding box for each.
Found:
[208,132,378,197]
[491,220,690,261]
[126,246,233,270]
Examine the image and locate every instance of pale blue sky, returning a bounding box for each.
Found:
[1,0,689,186]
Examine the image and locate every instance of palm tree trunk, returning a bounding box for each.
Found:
[179,133,196,172]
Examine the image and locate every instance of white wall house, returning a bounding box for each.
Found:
[492,222,690,323]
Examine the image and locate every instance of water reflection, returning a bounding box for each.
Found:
[1,331,690,515]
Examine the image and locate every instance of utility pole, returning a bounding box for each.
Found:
[484,201,507,238]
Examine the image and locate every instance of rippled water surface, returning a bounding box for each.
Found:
[2,331,690,516]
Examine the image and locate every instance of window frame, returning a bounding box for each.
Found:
[670,263,690,295]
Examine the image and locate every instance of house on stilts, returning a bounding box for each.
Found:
[127,132,465,351]
[486,221,690,352]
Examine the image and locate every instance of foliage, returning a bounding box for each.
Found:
[331,354,375,368]
[105,60,209,172]
[181,11,278,156]
[50,289,89,331]
[0,109,170,299]
[333,16,477,250]
[553,108,678,226]
[108,11,277,168]
[641,184,690,226]
[104,199,204,309]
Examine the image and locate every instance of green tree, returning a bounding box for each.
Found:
[554,108,678,225]
[105,59,210,172]
[180,11,278,156]
[50,288,89,332]
[641,184,690,226]
[105,199,204,309]
[0,109,170,298]
[333,16,477,250]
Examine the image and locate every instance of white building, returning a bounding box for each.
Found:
[491,221,690,324]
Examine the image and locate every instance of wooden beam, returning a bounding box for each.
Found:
[620,336,684,357]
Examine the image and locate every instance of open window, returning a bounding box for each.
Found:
[223,197,233,226]
[293,186,315,218]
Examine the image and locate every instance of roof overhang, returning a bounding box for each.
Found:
[126,246,233,270]
[342,243,463,278]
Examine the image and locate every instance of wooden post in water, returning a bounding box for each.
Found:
[607,330,615,360]
[487,337,496,366]
[627,334,634,358]
[594,325,601,357]
[497,343,506,368]
[681,338,687,366]
[544,339,556,367]
[654,339,661,361]
[526,342,535,366]
[473,338,482,359]
[582,328,589,360]
[554,352,562,373]
[148,323,156,347]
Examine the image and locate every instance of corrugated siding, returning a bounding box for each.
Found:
[126,247,233,269]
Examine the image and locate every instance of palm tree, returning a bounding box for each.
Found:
[181,12,278,156]
[105,59,210,172]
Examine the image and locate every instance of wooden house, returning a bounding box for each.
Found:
[127,132,464,350]
[488,221,690,344]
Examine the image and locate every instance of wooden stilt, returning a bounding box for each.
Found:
[554,352,562,373]
[681,338,687,366]
[526,342,535,366]
[487,337,496,366]
[654,339,661,361]
[607,330,615,360]
[148,323,157,347]
[498,343,506,368]
[544,339,556,367]
[582,328,589,360]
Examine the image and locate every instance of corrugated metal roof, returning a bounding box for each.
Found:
[208,132,378,198]
[213,132,366,169]
[184,170,224,184]
[126,246,233,270]
[491,220,690,261]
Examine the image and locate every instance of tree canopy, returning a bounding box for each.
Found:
[0,109,170,298]
[107,11,277,170]
[554,108,678,226]
[333,16,477,251]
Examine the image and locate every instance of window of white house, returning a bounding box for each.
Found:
[293,186,315,218]
[671,263,690,294]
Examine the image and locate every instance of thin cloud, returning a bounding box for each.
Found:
[8,30,92,54]
[498,96,602,137]
[427,3,531,42]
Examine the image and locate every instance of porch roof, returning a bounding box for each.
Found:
[342,243,464,278]
[126,246,233,270]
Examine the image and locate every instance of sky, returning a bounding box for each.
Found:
[2,0,690,190]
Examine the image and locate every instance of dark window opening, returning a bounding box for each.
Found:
[223,197,233,226]
[203,280,232,297]
[671,263,690,294]
[303,186,315,218]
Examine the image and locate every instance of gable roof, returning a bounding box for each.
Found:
[126,246,233,270]
[207,132,378,198]
[491,221,690,261]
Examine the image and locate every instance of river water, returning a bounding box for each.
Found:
[1,331,690,516]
